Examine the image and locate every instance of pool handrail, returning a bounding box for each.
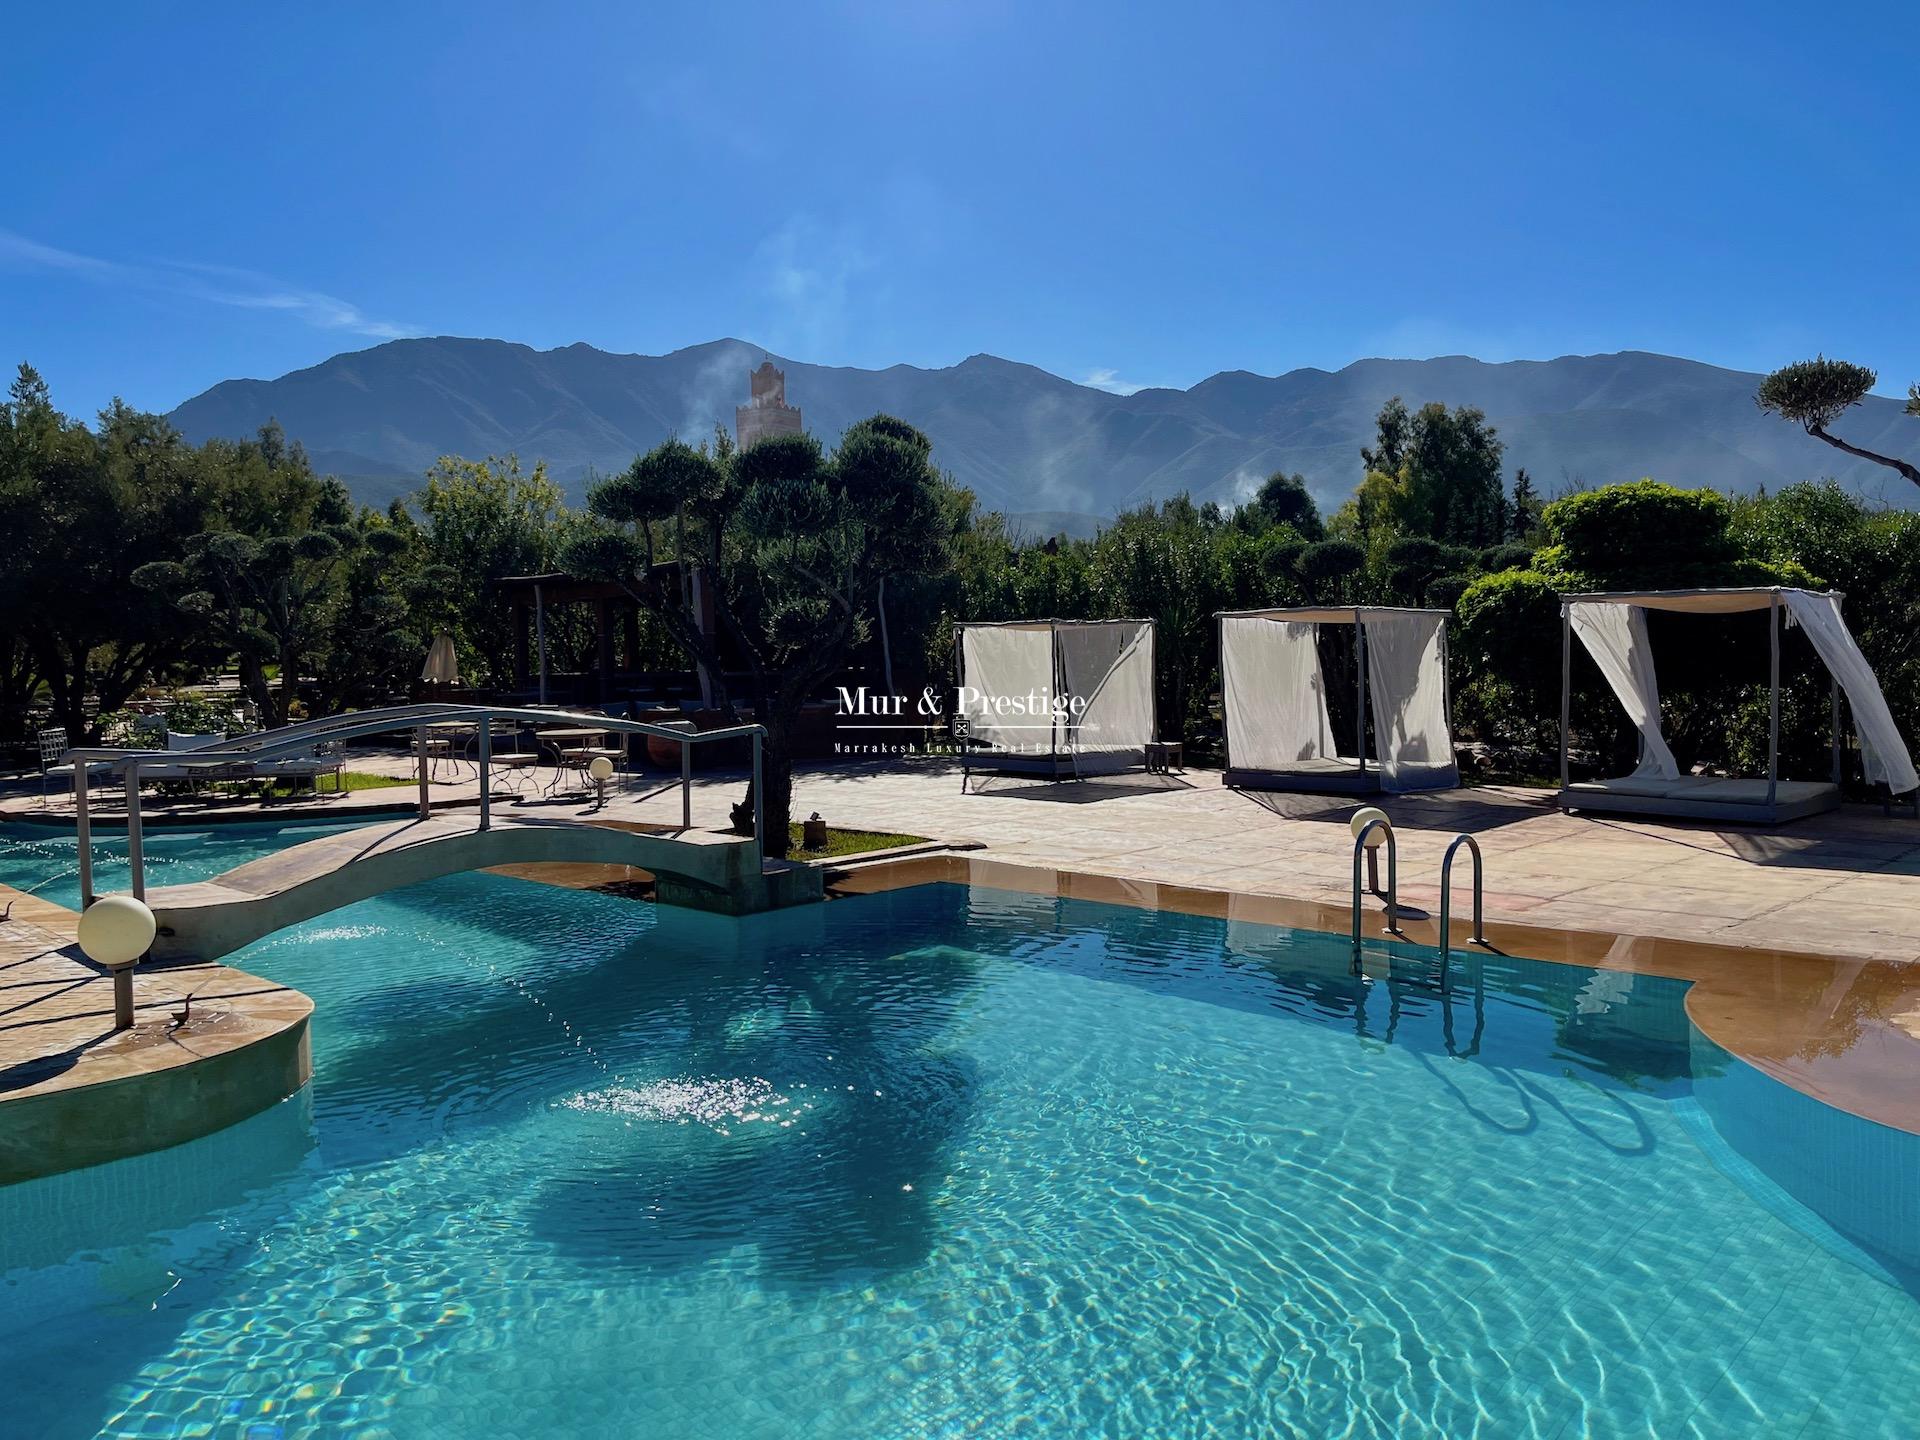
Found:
[1436,833,1491,991]
[1350,818,1402,970]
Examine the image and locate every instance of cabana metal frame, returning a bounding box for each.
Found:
[1218,606,1458,795]
[955,619,1157,782]
[1556,587,1920,824]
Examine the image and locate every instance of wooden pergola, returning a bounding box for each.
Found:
[499,572,655,704]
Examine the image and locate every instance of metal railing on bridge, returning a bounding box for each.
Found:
[62,703,768,907]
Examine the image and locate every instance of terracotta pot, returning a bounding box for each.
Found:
[643,708,749,769]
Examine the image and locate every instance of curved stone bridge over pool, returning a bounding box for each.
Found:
[146,814,818,963]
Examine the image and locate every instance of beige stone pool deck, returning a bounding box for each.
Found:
[5,754,1920,1170]
[0,899,313,1184]
[15,753,1917,961]
[595,760,1920,964]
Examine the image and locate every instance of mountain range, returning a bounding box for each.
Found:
[166,337,1920,536]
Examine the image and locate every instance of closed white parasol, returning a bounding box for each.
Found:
[421,633,460,686]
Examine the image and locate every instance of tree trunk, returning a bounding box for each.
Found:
[1808,423,1920,488]
[90,649,152,737]
[57,675,88,743]
[617,576,735,717]
[760,730,795,860]
[36,636,91,742]
[278,641,301,725]
[0,636,37,742]
[732,681,807,860]
[239,655,275,725]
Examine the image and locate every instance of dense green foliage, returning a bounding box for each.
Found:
[564,415,959,854]
[1334,398,1509,548]
[1757,357,1880,431]
[0,364,671,742]
[414,454,583,685]
[7,360,1918,806]
[1248,472,1323,539]
[1450,479,1916,781]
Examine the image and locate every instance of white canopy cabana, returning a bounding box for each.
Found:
[956,619,1157,779]
[1558,587,1918,824]
[1219,607,1458,794]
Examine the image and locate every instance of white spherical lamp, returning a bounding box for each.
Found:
[586,754,616,811]
[78,894,156,967]
[79,894,155,1032]
[1350,806,1391,846]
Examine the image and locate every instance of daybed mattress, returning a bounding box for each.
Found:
[1559,775,1840,823]
[1226,757,1380,795]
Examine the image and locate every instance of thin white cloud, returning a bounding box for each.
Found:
[163,258,418,339]
[1081,367,1146,396]
[0,230,125,278]
[0,228,418,340]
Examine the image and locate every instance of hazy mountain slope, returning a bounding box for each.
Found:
[167,338,1920,518]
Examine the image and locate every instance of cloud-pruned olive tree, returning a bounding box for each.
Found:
[566,435,736,706]
[133,454,362,726]
[566,415,958,857]
[1757,356,1920,489]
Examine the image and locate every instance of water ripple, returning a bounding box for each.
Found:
[0,836,1915,1439]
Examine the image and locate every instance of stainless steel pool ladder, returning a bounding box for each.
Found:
[1349,818,1403,970]
[1437,833,1491,990]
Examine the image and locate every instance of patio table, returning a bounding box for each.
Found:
[418,720,527,785]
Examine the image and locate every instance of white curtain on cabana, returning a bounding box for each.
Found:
[1221,616,1336,768]
[1782,592,1920,795]
[1063,621,1155,759]
[1363,612,1458,791]
[960,625,1055,755]
[1567,602,1680,778]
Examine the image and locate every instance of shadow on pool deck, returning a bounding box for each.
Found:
[1232,784,1554,832]
[962,772,1198,804]
[1233,781,1920,874]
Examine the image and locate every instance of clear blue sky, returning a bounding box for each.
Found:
[4,1,1916,419]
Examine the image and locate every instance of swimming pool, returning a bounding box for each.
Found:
[1,824,1915,1437]
[0,818,370,912]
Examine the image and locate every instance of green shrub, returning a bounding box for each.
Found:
[1296,538,1366,595]
[1536,480,1738,586]
[1479,541,1534,573]
[1428,572,1475,613]
[1721,676,1841,779]
[1455,567,1641,774]
[1455,569,1560,695]
[1455,676,1561,775]
[164,692,244,735]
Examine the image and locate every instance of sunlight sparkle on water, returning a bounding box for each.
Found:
[560,1077,812,1131]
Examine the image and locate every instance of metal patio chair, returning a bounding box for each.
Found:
[37,726,68,808]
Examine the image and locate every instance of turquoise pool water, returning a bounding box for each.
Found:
[1,824,1916,1438]
[0,819,369,911]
